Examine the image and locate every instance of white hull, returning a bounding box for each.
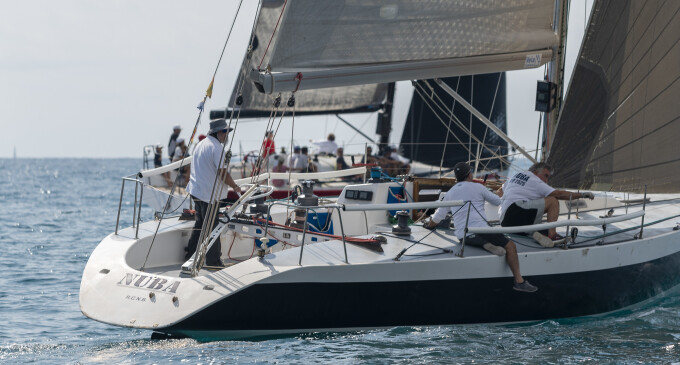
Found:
[80,182,680,339]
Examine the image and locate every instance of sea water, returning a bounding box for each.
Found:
[1,158,680,364]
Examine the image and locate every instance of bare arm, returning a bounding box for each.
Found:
[549,190,589,200]
[218,168,240,192]
[495,187,503,197]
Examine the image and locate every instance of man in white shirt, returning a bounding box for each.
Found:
[286,146,300,169]
[185,119,241,266]
[293,147,311,172]
[498,162,593,247]
[311,133,338,155]
[424,162,537,293]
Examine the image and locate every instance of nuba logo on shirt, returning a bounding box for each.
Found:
[509,173,530,186]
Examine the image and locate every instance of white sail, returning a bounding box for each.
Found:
[251,0,558,93]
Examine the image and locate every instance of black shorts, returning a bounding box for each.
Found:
[501,201,542,227]
[464,233,508,248]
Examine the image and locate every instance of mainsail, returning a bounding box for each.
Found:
[250,0,558,93]
[214,0,388,118]
[548,0,680,193]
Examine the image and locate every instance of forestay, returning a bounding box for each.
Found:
[251,0,558,93]
[548,0,680,193]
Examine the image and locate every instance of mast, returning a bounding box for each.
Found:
[376,82,396,154]
[543,0,568,160]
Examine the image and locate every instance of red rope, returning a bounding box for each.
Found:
[293,72,303,92]
[258,0,288,70]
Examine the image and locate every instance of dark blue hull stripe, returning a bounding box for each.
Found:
[166,250,680,335]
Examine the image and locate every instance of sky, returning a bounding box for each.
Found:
[0,0,591,158]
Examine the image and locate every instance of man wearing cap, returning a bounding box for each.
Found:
[168,125,182,162]
[185,119,241,267]
[498,162,594,247]
[424,162,537,293]
[172,138,187,162]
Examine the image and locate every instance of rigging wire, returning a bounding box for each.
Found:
[412,81,511,169]
[412,84,475,160]
[438,77,461,178]
[475,73,503,173]
[286,93,297,202]
[344,113,375,146]
[419,79,513,168]
[190,0,265,275]
[141,0,248,271]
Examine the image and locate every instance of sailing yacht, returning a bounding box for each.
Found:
[80,0,680,340]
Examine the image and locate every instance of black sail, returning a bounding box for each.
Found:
[401,73,508,169]
[548,0,680,193]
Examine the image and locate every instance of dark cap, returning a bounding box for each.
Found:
[209,119,233,134]
[454,162,471,181]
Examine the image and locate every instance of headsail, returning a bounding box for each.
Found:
[548,0,680,193]
[251,0,558,93]
[216,0,388,118]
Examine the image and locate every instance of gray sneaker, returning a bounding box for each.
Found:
[532,232,555,248]
[513,280,538,293]
[482,243,506,256]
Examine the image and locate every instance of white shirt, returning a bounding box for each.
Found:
[172,146,184,161]
[294,154,309,170]
[286,153,299,168]
[499,170,555,219]
[431,181,501,239]
[312,140,337,155]
[387,151,410,164]
[186,136,227,202]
